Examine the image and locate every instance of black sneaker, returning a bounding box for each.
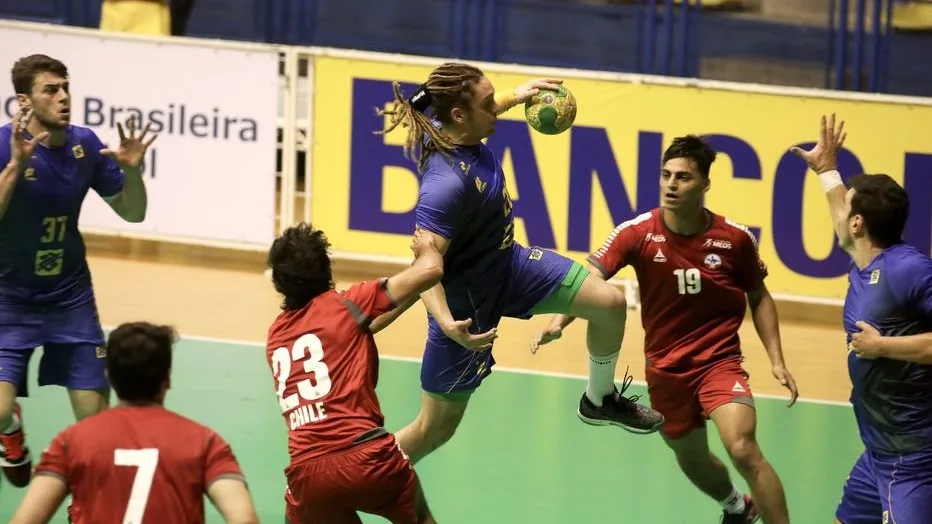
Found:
[721,496,759,523]
[577,368,664,434]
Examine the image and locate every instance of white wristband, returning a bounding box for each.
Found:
[818,170,844,192]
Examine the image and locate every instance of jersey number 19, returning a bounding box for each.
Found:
[674,268,702,295]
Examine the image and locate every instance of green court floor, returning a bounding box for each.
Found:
[0,336,864,523]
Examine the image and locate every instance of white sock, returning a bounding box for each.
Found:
[2,412,21,434]
[585,351,619,407]
[719,485,747,514]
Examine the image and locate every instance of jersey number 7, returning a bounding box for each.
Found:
[114,448,159,523]
[271,333,332,413]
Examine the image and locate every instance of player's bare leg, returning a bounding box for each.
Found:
[563,273,664,433]
[395,393,469,465]
[662,428,757,522]
[710,403,788,524]
[68,387,111,421]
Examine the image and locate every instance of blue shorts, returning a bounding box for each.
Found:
[0,300,108,397]
[836,448,932,524]
[420,245,577,397]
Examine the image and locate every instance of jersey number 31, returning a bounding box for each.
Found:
[271,333,332,412]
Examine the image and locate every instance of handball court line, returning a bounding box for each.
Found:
[86,253,850,407]
[103,326,851,409]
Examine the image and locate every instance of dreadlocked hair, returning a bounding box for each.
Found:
[376,62,484,171]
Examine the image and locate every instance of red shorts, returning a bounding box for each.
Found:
[284,434,423,524]
[646,357,754,440]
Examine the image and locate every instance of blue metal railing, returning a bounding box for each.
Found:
[826,0,895,92]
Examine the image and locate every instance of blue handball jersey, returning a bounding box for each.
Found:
[844,243,932,454]
[415,143,516,308]
[0,124,124,308]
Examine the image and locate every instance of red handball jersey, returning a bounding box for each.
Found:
[33,405,245,524]
[266,278,398,463]
[588,208,768,371]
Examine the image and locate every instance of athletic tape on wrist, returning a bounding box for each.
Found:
[818,170,844,192]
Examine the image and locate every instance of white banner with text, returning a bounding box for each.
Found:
[0,27,280,247]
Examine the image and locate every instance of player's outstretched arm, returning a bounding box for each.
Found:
[9,474,69,524]
[412,227,498,351]
[747,283,799,406]
[370,229,445,334]
[493,78,563,115]
[97,116,157,223]
[369,295,418,335]
[790,114,852,252]
[411,228,454,322]
[207,478,260,524]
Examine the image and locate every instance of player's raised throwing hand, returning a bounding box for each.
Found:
[495,78,564,114]
[513,78,563,102]
[10,109,48,169]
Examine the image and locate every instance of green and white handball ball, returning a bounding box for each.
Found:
[524,84,577,135]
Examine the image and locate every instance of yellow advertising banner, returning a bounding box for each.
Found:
[310,55,932,301]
